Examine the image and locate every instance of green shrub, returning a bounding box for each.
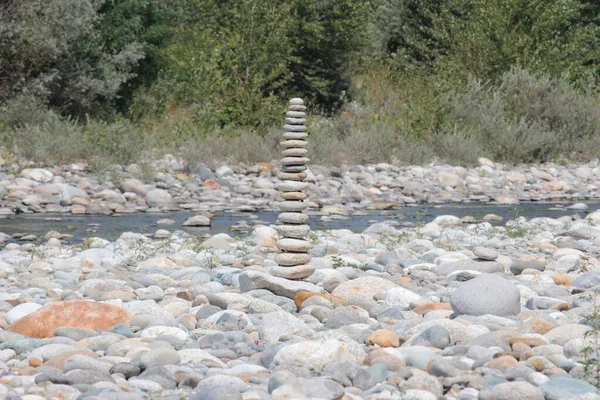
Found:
[309,68,443,165]
[1,118,88,166]
[96,0,175,113]
[451,67,600,163]
[288,0,371,112]
[369,0,449,72]
[0,0,143,119]
[445,0,600,86]
[370,0,600,88]
[150,0,368,128]
[152,0,293,128]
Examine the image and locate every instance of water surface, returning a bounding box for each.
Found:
[1,201,598,244]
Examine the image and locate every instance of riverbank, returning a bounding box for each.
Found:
[1,156,600,217]
[0,211,600,398]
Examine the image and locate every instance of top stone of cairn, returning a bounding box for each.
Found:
[289,98,304,106]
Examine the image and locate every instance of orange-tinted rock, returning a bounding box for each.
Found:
[5,299,24,307]
[29,357,43,367]
[523,318,556,335]
[7,300,131,338]
[14,367,37,376]
[527,358,547,372]
[512,342,534,360]
[386,376,406,387]
[203,179,221,190]
[72,197,91,207]
[539,243,558,254]
[363,349,406,371]
[109,204,128,213]
[484,355,518,372]
[551,274,573,286]
[178,314,196,327]
[294,291,346,310]
[257,162,274,172]
[77,181,92,191]
[506,174,527,184]
[71,205,86,214]
[543,183,564,191]
[43,350,98,369]
[521,268,542,275]
[366,330,400,348]
[412,302,453,314]
[445,387,463,399]
[177,291,193,301]
[509,336,548,348]
[517,255,547,265]
[48,391,68,400]
[555,303,571,311]
[545,367,567,376]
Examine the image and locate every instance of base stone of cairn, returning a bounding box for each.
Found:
[271,98,315,280]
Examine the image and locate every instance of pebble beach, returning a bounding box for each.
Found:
[2,155,600,399]
[3,156,600,217]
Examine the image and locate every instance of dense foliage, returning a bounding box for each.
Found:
[2,0,600,165]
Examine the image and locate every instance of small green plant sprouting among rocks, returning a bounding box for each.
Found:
[568,255,595,274]
[181,234,207,253]
[414,210,429,239]
[331,255,345,269]
[29,246,43,261]
[380,231,411,251]
[308,231,320,244]
[505,207,529,239]
[505,221,529,239]
[579,290,600,388]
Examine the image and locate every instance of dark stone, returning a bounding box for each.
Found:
[196,305,223,320]
[109,362,141,378]
[138,366,177,389]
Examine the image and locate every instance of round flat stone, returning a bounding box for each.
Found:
[280,165,307,173]
[288,105,306,111]
[274,224,310,239]
[282,148,308,157]
[280,139,308,148]
[281,192,308,201]
[277,171,307,181]
[278,201,307,212]
[289,98,304,105]
[474,247,499,261]
[286,111,306,118]
[283,124,307,132]
[270,264,315,280]
[278,238,311,252]
[278,181,308,192]
[450,274,520,316]
[281,157,310,166]
[283,131,309,140]
[275,253,311,266]
[285,118,306,125]
[278,212,309,224]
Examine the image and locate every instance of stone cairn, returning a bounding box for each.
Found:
[272,98,315,280]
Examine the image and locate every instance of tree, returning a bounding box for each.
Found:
[0,0,143,120]
[289,0,371,112]
[96,0,175,112]
[370,0,449,71]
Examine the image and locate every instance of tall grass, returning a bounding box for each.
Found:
[2,67,600,170]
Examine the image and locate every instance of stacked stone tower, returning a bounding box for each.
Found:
[272,98,314,280]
